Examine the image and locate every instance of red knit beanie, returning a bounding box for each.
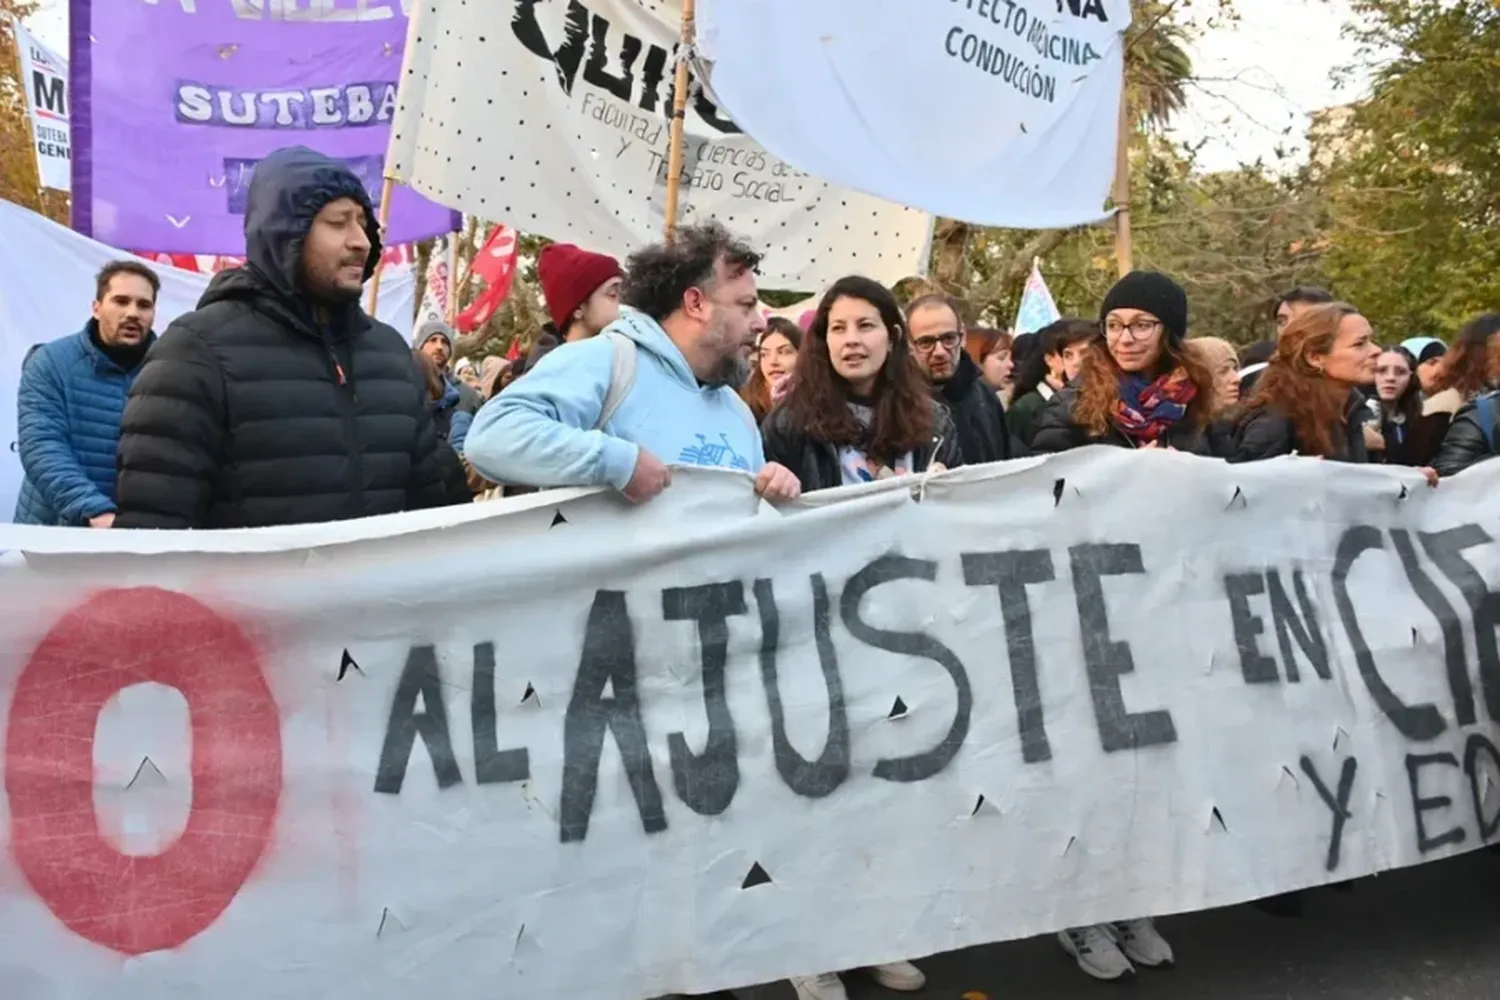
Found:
[537,243,624,332]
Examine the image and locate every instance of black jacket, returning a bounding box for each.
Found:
[1029,386,1216,455]
[761,402,964,493]
[1226,390,1371,464]
[935,352,1010,465]
[115,148,447,529]
[1432,392,1499,478]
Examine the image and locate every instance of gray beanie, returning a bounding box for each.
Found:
[414,318,455,350]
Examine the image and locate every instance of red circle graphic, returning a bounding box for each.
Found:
[6,587,282,955]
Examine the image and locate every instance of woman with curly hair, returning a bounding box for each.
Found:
[763,277,963,496]
[1229,302,1391,464]
[1030,272,1218,455]
[740,316,802,421]
[1423,313,1500,416]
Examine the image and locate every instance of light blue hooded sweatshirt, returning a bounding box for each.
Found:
[464,307,765,490]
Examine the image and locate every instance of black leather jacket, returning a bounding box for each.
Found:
[1029,386,1216,455]
[761,403,964,493]
[1432,392,1499,478]
[1226,390,1371,463]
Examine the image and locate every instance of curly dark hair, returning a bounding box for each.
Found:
[1432,312,1500,399]
[777,276,937,464]
[1248,302,1363,457]
[620,222,761,322]
[740,317,802,422]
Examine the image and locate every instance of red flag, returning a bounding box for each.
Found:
[455,226,519,333]
[505,338,522,362]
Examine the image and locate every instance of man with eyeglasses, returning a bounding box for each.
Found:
[906,292,1011,464]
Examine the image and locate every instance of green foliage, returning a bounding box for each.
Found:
[1320,0,1499,337]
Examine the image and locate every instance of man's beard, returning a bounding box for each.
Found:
[707,351,753,390]
[699,309,752,389]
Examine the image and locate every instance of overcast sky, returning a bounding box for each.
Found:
[25,0,1368,174]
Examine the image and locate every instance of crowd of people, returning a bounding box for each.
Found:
[10,142,1500,996]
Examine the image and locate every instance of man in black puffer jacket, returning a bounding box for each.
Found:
[906,293,1011,464]
[115,146,446,528]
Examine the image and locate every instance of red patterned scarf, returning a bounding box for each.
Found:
[1111,369,1197,445]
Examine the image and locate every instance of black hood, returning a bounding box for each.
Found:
[200,146,381,317]
[937,349,984,404]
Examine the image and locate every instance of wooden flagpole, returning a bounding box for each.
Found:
[662,0,697,243]
[444,230,461,325]
[365,176,396,314]
[1112,51,1133,276]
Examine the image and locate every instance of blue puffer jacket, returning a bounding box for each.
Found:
[14,323,154,525]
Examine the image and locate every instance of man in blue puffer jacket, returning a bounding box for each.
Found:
[14,260,160,526]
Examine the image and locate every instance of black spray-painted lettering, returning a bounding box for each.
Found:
[1267,569,1330,682]
[1332,526,1446,740]
[1420,525,1500,724]
[1300,754,1357,871]
[961,549,1056,763]
[1391,529,1476,726]
[841,555,973,782]
[1405,752,1467,853]
[374,645,462,794]
[1463,733,1500,842]
[662,582,744,816]
[559,591,667,843]
[1069,543,1178,752]
[753,576,850,798]
[472,641,531,785]
[511,0,737,132]
[1224,572,1278,684]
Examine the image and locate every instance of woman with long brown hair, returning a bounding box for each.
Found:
[1229,303,1385,462]
[740,317,803,422]
[1030,272,1218,455]
[763,276,962,495]
[1423,313,1500,416]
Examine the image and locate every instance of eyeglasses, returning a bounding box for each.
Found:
[1104,318,1163,341]
[912,331,962,353]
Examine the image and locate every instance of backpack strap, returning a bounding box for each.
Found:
[594,331,637,431]
[1477,393,1497,452]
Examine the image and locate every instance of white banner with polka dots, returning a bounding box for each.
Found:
[384,0,933,291]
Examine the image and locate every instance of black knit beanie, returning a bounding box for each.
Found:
[1101,271,1188,345]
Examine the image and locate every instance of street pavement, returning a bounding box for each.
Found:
[728,851,1500,1000]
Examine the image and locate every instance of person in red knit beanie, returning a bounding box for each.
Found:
[536,242,624,344]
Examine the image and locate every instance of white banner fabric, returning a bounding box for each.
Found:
[9,18,70,192]
[383,0,933,291]
[0,452,1498,999]
[0,199,418,522]
[697,0,1129,228]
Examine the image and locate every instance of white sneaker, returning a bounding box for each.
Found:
[1112,917,1175,968]
[1057,924,1134,980]
[790,972,849,1000]
[868,960,926,992]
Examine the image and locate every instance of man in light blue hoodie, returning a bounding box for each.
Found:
[465,223,801,504]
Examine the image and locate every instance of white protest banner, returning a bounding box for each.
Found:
[8,17,70,192]
[1,451,1499,998]
[384,0,933,291]
[696,0,1129,228]
[0,200,418,523]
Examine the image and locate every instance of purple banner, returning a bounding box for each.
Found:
[69,0,456,254]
